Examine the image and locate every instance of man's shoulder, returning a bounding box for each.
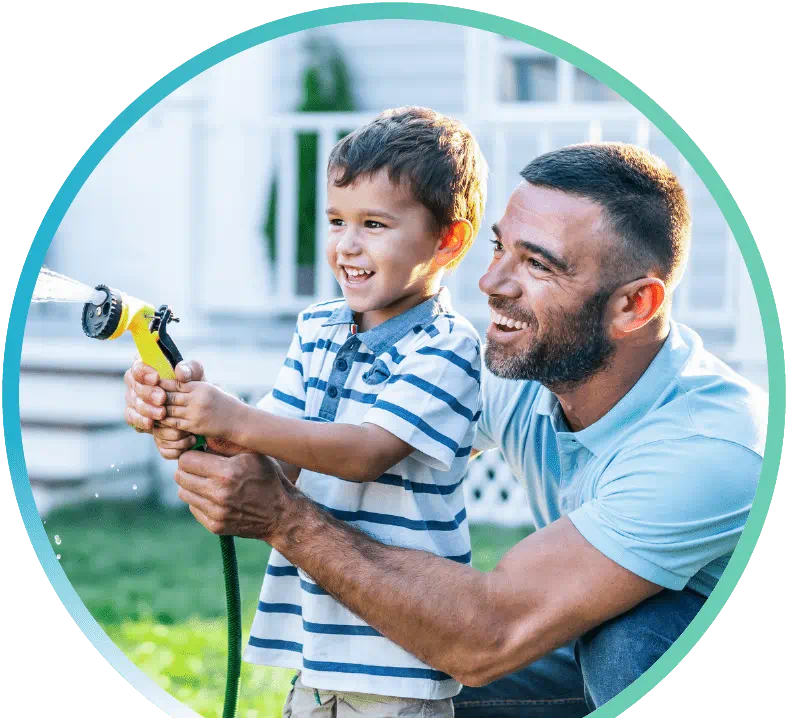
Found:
[653,323,768,457]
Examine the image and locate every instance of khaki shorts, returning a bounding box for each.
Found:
[283,673,455,717]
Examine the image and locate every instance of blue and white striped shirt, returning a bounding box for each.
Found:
[244,288,481,699]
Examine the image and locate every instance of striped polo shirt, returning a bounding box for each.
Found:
[243,288,481,700]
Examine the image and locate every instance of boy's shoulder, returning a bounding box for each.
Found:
[405,308,481,351]
[295,298,347,334]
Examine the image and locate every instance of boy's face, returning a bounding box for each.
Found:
[326,170,442,330]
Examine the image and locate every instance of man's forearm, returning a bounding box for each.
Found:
[268,492,500,684]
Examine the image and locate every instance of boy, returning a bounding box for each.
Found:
[157,107,487,716]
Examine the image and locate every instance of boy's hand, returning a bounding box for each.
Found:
[159,379,247,441]
[125,359,207,460]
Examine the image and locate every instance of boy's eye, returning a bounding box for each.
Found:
[365,220,386,229]
[329,218,345,226]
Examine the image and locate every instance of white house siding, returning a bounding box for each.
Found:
[20,25,768,520]
[269,21,467,114]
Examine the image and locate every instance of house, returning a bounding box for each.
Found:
[20,22,767,521]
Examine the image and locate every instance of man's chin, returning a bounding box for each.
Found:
[484,338,530,380]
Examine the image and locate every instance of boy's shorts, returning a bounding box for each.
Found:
[283,673,455,717]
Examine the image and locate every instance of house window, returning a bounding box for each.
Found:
[574,68,624,103]
[502,56,558,102]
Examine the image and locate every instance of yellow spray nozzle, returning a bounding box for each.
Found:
[82,285,207,451]
[82,285,176,380]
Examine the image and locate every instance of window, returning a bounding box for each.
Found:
[574,68,624,103]
[502,56,558,102]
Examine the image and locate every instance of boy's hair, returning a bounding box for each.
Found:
[327,107,488,270]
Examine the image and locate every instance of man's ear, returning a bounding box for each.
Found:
[435,220,473,267]
[609,277,666,336]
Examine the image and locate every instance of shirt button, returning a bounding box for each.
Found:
[336,359,348,371]
[327,386,338,398]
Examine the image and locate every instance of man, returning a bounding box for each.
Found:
[125,143,765,716]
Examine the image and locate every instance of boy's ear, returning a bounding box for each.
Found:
[435,220,473,267]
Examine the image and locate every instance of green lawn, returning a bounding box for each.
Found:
[46,499,531,718]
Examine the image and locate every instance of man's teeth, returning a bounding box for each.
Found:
[345,268,373,277]
[491,311,523,330]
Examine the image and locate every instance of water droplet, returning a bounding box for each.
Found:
[132,484,138,491]
[43,520,46,525]
[110,464,115,468]
[54,535,62,545]
[56,554,61,560]
[94,493,100,498]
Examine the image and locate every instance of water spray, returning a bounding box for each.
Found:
[81,285,242,718]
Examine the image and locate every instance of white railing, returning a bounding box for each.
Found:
[257,110,740,331]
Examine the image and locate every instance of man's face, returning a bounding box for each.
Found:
[479,182,617,390]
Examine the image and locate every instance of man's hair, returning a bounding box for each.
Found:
[521,143,691,289]
[328,107,488,270]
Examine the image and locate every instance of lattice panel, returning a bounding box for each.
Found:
[463,450,534,527]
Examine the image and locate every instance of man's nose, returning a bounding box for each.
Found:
[479,258,521,299]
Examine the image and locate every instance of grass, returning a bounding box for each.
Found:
[45,499,532,717]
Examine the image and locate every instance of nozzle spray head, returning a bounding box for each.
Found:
[82,285,123,340]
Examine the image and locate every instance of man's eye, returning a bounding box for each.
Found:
[529,258,549,272]
[489,238,503,252]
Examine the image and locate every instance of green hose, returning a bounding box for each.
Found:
[194,441,241,718]
[220,534,242,718]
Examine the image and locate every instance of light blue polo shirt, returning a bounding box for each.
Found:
[475,321,767,597]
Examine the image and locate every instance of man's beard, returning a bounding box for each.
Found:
[485,288,616,392]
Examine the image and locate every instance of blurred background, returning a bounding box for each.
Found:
[20,21,768,718]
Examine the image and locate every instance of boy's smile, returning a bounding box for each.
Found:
[326,170,444,331]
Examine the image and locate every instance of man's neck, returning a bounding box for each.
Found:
[555,318,671,432]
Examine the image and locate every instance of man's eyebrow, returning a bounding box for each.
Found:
[491,224,571,273]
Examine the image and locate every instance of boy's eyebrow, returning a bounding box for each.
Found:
[326,207,399,221]
[491,223,571,273]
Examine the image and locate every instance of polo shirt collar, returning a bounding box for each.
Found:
[322,287,453,355]
[535,320,689,455]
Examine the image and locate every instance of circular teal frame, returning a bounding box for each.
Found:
[4,4,784,717]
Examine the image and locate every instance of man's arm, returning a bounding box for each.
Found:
[273,500,660,685]
[174,450,660,686]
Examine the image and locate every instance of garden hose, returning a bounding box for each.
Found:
[83,286,241,718]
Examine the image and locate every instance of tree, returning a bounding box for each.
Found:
[262,35,356,295]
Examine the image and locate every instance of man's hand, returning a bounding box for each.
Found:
[159,380,248,441]
[174,450,296,539]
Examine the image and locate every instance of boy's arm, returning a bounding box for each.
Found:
[160,384,411,481]
[233,411,412,482]
[161,320,480,481]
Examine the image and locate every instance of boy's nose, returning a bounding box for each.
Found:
[336,229,362,256]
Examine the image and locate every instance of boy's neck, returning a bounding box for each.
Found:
[354,277,444,333]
